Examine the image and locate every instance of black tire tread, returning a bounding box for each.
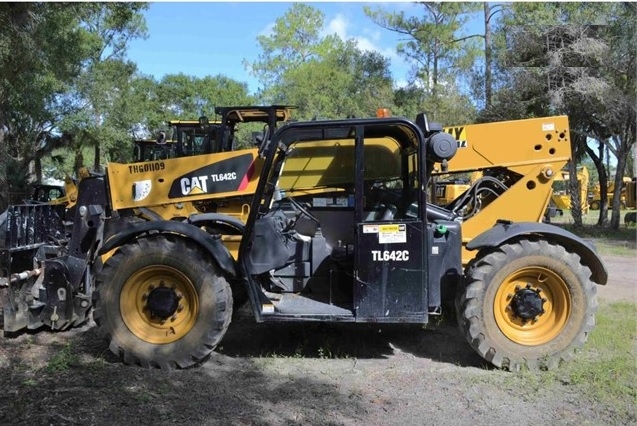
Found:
[456,238,597,371]
[93,234,232,369]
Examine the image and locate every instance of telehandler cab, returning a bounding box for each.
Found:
[1,112,607,372]
[133,105,294,162]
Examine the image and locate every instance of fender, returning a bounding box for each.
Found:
[98,220,237,277]
[186,213,245,234]
[467,221,608,285]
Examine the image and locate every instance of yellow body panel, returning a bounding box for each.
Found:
[107,148,262,211]
[108,138,402,212]
[435,181,471,205]
[459,162,563,263]
[438,116,571,264]
[440,116,571,173]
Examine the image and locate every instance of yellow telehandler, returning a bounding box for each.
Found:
[1,112,607,373]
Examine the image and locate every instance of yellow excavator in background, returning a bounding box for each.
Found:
[132,118,220,163]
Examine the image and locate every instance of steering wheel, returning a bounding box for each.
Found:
[285,197,320,224]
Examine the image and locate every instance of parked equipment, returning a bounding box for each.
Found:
[544,167,590,220]
[1,113,607,372]
[133,106,294,162]
[588,177,632,210]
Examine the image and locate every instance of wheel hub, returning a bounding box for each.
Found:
[146,286,179,319]
[511,286,545,320]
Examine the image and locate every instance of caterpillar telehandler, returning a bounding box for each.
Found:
[121,105,293,226]
[1,112,607,372]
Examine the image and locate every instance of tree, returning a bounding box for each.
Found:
[247,4,396,120]
[0,3,93,208]
[486,2,635,229]
[469,3,506,110]
[60,3,148,174]
[365,2,481,120]
[156,74,254,120]
[265,41,395,120]
[246,3,339,101]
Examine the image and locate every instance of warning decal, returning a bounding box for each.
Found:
[378,224,407,244]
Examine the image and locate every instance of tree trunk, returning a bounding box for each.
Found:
[633,142,637,178]
[0,127,7,211]
[484,2,493,109]
[568,133,587,228]
[586,143,609,227]
[74,149,84,179]
[94,144,101,173]
[568,160,582,228]
[33,157,42,183]
[610,151,626,229]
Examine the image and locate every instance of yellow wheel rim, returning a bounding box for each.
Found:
[120,265,199,344]
[494,266,571,346]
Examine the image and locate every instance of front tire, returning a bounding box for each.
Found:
[456,238,597,371]
[93,234,232,369]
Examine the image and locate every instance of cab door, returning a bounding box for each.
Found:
[354,220,427,322]
[352,126,428,323]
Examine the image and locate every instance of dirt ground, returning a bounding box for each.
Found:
[0,255,634,426]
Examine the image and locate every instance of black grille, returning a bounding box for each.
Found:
[2,204,67,252]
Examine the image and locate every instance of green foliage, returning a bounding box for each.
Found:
[482,2,635,230]
[58,4,149,173]
[45,343,79,373]
[365,3,482,91]
[364,3,481,122]
[0,3,94,207]
[248,4,398,120]
[0,2,149,197]
[156,74,254,121]
[247,3,336,94]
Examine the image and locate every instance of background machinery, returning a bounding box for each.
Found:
[588,177,632,211]
[123,105,293,225]
[134,106,295,163]
[1,112,607,372]
[544,166,590,220]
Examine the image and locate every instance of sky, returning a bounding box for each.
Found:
[125,2,424,95]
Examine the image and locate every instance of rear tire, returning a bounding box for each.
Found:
[93,234,232,369]
[456,238,597,371]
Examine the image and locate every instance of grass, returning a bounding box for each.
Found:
[497,302,637,422]
[45,343,79,373]
[550,210,636,257]
[559,302,637,403]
